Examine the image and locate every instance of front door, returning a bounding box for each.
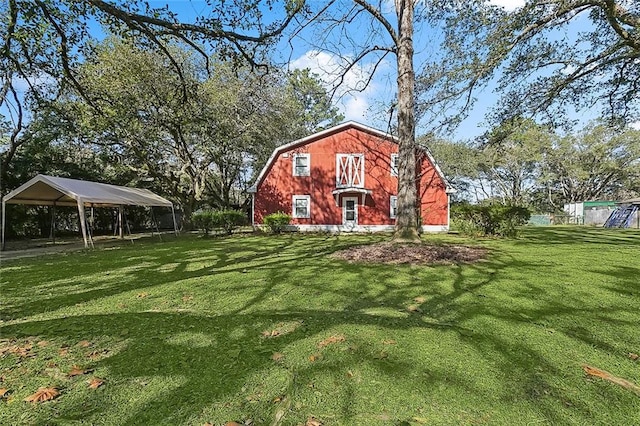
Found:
[342,197,358,230]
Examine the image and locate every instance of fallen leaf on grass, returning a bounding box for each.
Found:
[308,354,321,362]
[306,417,323,426]
[203,423,213,426]
[182,295,193,302]
[406,305,423,313]
[413,296,427,304]
[37,341,49,347]
[24,387,59,403]
[583,365,640,396]
[346,370,354,378]
[88,378,104,389]
[9,344,34,358]
[59,347,69,356]
[0,388,9,398]
[68,366,93,377]
[225,422,243,426]
[78,340,92,348]
[261,329,281,338]
[629,353,639,361]
[87,350,110,360]
[136,292,148,299]
[271,352,285,362]
[382,339,397,345]
[318,334,346,348]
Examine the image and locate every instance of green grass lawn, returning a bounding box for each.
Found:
[1,227,639,425]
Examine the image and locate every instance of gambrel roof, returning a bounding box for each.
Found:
[248,121,454,193]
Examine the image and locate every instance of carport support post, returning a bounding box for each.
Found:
[171,205,178,236]
[118,205,124,239]
[77,199,89,248]
[1,200,6,251]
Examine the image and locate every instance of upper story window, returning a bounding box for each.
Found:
[293,153,310,176]
[336,153,364,188]
[292,195,311,218]
[390,153,399,176]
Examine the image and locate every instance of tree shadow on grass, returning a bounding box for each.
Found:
[1,233,640,424]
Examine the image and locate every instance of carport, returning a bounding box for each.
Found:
[1,174,178,249]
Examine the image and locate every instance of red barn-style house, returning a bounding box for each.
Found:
[248,122,455,232]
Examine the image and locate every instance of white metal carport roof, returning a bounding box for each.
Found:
[2,174,177,248]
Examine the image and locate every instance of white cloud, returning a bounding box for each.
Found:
[630,121,640,130]
[488,0,525,11]
[290,50,387,122]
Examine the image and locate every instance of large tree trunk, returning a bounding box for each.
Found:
[394,0,420,242]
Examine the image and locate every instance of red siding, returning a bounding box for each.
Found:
[254,126,448,227]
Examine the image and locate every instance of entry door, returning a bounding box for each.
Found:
[342,197,358,230]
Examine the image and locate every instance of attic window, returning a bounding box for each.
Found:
[293,153,310,176]
[390,154,399,176]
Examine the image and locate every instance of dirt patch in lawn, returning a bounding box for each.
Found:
[330,242,488,265]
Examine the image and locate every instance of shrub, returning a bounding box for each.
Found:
[263,211,291,233]
[192,211,215,235]
[211,210,246,235]
[192,209,246,235]
[451,203,530,237]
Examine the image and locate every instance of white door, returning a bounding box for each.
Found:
[342,197,358,230]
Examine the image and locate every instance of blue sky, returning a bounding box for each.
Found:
[139,0,530,140]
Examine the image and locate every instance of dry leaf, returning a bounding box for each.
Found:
[382,339,397,345]
[68,365,93,377]
[88,378,104,389]
[136,292,148,299]
[24,387,59,403]
[271,352,285,362]
[78,340,91,348]
[261,329,280,338]
[308,354,320,362]
[346,371,354,378]
[59,347,69,356]
[87,350,109,360]
[629,353,639,361]
[225,422,243,426]
[37,341,49,347]
[203,423,213,426]
[306,417,323,426]
[318,334,346,348]
[406,305,423,313]
[182,295,193,302]
[583,365,640,396]
[9,344,33,358]
[0,388,8,398]
[413,296,427,303]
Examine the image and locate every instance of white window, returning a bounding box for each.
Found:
[336,154,364,188]
[292,195,311,218]
[293,153,310,176]
[390,153,399,176]
[390,196,398,219]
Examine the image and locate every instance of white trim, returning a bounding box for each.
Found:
[255,224,449,233]
[292,194,311,219]
[342,196,358,227]
[336,153,365,188]
[390,195,398,219]
[292,153,310,176]
[390,153,399,177]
